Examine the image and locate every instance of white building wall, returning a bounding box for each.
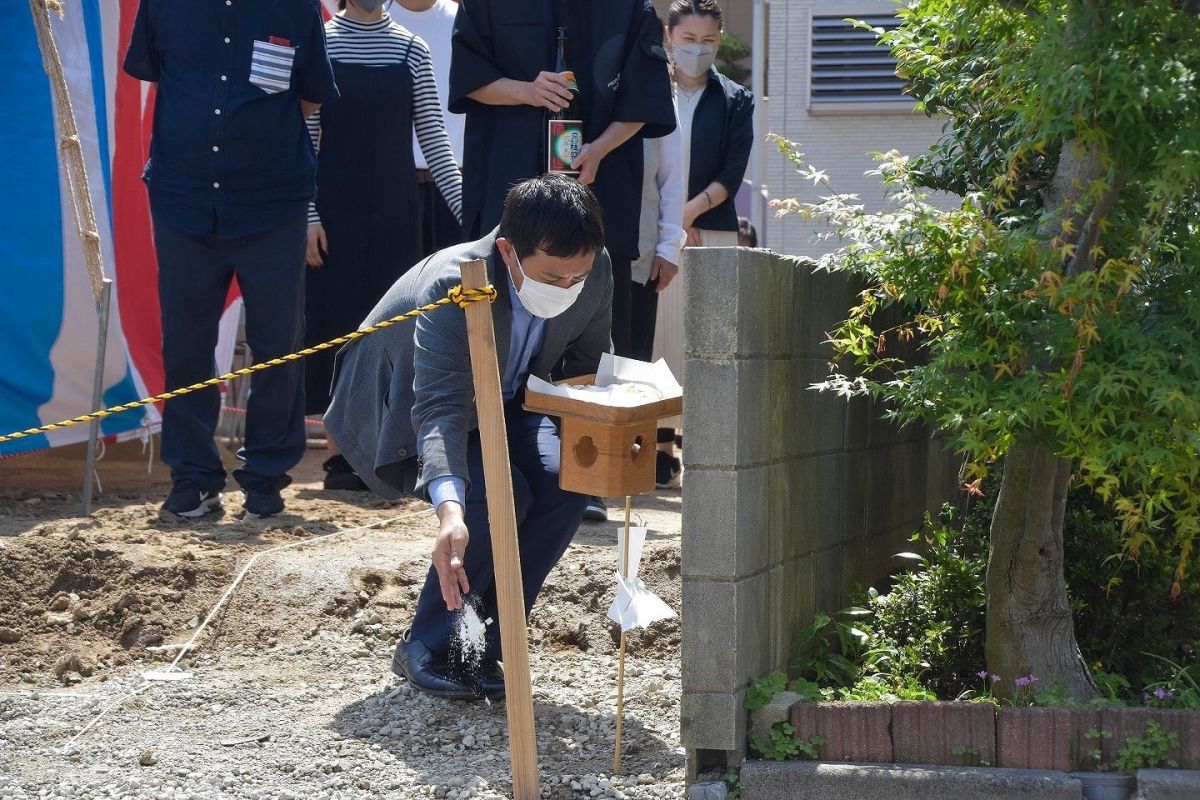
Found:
[766,0,947,258]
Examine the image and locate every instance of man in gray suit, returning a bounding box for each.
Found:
[324,175,612,700]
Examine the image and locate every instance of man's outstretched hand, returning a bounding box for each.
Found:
[432,502,470,611]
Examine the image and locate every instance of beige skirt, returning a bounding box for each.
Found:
[652,228,738,429]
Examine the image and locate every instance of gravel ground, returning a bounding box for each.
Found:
[0,444,685,799]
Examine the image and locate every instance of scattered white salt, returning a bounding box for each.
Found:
[455,602,488,671]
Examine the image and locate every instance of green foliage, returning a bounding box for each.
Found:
[790,677,824,703]
[824,675,936,703]
[745,671,789,711]
[1093,671,1132,704]
[951,743,990,767]
[789,612,865,688]
[715,31,751,87]
[812,486,1199,703]
[1064,488,1200,691]
[858,506,988,698]
[773,0,1200,590]
[1141,653,1200,709]
[751,723,825,762]
[1030,681,1105,709]
[724,767,744,800]
[795,733,824,761]
[1031,682,1073,708]
[1079,727,1113,771]
[1113,720,1180,773]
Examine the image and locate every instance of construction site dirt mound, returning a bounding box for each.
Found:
[0,446,686,798]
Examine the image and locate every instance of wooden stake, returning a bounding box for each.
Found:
[460,260,539,800]
[613,494,633,775]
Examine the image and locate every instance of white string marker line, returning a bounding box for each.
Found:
[58,509,428,755]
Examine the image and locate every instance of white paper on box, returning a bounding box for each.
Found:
[526,354,681,408]
[595,354,682,397]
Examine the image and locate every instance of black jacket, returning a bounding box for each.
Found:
[450,0,676,259]
[687,67,754,233]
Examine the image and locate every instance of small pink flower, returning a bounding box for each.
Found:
[1014,676,1033,687]
[978,670,990,679]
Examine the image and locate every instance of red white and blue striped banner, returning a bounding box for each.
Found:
[0,0,245,457]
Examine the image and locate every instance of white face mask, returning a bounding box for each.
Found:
[672,42,716,78]
[511,252,586,318]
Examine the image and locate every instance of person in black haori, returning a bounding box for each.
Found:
[450,0,675,519]
[304,0,463,490]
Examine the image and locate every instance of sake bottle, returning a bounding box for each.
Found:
[547,27,583,177]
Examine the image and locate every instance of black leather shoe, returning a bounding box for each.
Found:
[392,631,477,701]
[322,455,368,491]
[472,660,506,701]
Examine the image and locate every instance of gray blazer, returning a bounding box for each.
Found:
[323,230,614,500]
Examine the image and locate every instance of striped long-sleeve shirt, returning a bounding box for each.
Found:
[306,13,462,225]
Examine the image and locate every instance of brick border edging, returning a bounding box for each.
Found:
[784,700,1200,771]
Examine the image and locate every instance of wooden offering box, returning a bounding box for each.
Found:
[523,375,683,497]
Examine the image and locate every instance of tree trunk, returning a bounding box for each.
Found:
[985,441,1098,699]
[982,71,1111,698]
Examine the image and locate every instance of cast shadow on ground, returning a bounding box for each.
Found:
[147,508,361,546]
[329,687,682,795]
[292,488,412,511]
[574,491,681,546]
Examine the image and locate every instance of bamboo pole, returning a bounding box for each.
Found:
[28,0,106,301]
[459,260,539,800]
[613,494,633,775]
[82,278,114,514]
[29,0,115,515]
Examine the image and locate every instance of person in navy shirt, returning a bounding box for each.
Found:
[124,0,337,518]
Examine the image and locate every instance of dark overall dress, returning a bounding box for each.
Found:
[305,52,420,416]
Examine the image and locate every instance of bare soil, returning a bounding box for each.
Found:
[0,439,685,799]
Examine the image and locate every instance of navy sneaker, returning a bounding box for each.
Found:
[243,488,284,517]
[582,496,607,522]
[162,487,222,518]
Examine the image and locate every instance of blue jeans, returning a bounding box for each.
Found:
[408,404,589,661]
[152,214,308,494]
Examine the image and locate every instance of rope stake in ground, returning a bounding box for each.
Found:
[0,284,496,447]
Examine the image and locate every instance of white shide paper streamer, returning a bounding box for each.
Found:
[606,526,676,632]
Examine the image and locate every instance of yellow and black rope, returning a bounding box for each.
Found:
[0,283,496,446]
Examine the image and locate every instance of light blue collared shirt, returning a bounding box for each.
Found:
[429,276,545,509]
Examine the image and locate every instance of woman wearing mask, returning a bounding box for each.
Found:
[652,0,754,487]
[305,0,463,490]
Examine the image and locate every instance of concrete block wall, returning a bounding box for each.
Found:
[680,247,959,774]
[766,0,950,259]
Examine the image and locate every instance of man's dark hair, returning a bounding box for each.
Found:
[738,216,757,247]
[499,175,606,261]
[667,0,723,30]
